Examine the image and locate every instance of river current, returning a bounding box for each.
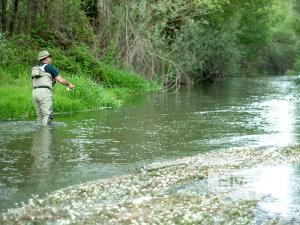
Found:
[1,76,300,213]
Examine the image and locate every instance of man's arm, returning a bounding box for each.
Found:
[54,75,74,89]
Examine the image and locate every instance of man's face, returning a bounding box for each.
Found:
[46,57,52,64]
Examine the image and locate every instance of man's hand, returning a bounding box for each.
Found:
[68,83,74,89]
[55,76,74,90]
[66,83,74,91]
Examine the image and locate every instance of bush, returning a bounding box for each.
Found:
[0,34,157,120]
[0,68,123,120]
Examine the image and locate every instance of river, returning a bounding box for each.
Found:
[1,76,300,214]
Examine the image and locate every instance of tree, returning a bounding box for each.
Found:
[8,0,19,34]
[1,0,7,33]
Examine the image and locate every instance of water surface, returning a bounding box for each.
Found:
[1,76,300,212]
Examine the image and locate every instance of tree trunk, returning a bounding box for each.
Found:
[1,0,7,32]
[8,0,19,35]
[26,0,38,31]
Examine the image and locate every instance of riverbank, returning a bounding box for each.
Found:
[0,67,157,120]
[2,145,300,224]
[0,35,159,121]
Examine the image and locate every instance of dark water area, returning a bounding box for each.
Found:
[1,76,300,213]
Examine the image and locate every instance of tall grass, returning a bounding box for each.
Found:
[52,75,122,113]
[102,65,149,88]
[0,35,159,120]
[0,86,34,120]
[0,66,157,120]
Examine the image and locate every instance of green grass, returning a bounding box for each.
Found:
[0,35,159,120]
[0,86,34,120]
[0,66,158,121]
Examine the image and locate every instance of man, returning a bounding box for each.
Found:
[32,50,74,125]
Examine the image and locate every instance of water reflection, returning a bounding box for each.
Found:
[30,126,53,176]
[173,164,300,222]
[251,165,300,222]
[219,164,300,222]
[260,100,296,146]
[254,166,293,213]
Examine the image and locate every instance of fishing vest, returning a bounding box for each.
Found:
[31,64,53,90]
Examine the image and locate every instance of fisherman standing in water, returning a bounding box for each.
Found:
[32,50,74,125]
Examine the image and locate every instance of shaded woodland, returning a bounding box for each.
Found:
[1,0,300,87]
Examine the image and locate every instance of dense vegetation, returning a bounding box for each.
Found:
[0,37,156,120]
[1,0,300,119]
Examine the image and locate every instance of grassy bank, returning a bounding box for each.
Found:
[0,36,159,121]
[0,67,157,120]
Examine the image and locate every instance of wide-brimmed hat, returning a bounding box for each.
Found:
[38,50,51,61]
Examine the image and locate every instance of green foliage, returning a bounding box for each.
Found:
[0,68,34,119]
[101,65,152,88]
[0,34,155,86]
[50,44,104,79]
[1,0,94,47]
[153,0,242,80]
[103,40,118,65]
[169,19,240,81]
[287,58,300,76]
[279,1,300,75]
[0,34,156,120]
[0,67,135,120]
[0,34,39,68]
[52,75,121,112]
[93,0,289,84]
[256,0,300,75]
[0,86,34,120]
[3,0,300,88]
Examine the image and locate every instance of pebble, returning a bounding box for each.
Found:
[1,146,300,224]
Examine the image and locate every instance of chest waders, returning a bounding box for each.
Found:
[31,64,53,90]
[31,64,53,125]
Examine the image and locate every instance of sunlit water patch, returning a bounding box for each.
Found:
[170,163,300,223]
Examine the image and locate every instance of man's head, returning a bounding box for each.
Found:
[38,50,52,64]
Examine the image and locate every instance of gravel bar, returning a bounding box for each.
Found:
[2,146,300,224]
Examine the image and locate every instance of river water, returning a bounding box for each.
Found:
[1,76,300,214]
